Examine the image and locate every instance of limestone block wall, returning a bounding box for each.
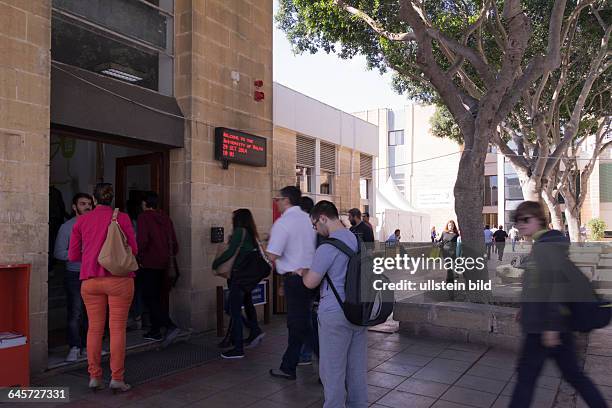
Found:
[172,0,273,332]
[0,0,51,373]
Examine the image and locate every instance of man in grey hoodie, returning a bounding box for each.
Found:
[54,193,93,362]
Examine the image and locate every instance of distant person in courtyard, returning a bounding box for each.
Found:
[348,208,374,244]
[298,200,367,408]
[386,229,401,245]
[493,225,508,261]
[431,226,438,243]
[438,221,459,286]
[362,212,372,230]
[137,191,180,347]
[484,225,494,259]
[509,224,520,252]
[69,183,137,393]
[54,193,93,362]
[267,186,316,380]
[510,200,608,408]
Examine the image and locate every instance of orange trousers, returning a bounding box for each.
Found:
[81,276,134,381]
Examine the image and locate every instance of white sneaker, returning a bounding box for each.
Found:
[66,346,80,362]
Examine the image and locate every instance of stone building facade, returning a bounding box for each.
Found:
[1,0,273,374]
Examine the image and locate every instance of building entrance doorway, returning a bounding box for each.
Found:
[48,132,169,368]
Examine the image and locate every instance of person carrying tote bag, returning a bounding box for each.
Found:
[68,183,137,393]
[212,209,265,359]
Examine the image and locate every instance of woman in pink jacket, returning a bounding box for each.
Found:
[69,183,137,393]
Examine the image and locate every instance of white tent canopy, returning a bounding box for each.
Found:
[375,177,430,242]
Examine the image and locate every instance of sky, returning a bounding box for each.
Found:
[272,2,409,114]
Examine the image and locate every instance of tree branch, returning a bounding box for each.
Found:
[334,0,416,42]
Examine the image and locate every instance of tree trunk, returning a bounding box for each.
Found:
[519,176,540,202]
[453,144,489,301]
[564,207,581,242]
[542,190,564,231]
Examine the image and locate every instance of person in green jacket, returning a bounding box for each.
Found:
[212,209,265,359]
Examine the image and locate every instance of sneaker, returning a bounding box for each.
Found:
[80,348,87,359]
[221,348,244,359]
[298,358,312,366]
[161,326,180,348]
[245,332,266,349]
[66,346,80,362]
[143,331,163,341]
[269,368,296,380]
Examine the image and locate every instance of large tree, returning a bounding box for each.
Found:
[278,0,572,281]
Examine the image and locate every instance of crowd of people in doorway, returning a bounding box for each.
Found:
[53,183,180,392]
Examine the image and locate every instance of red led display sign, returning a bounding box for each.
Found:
[215,127,267,167]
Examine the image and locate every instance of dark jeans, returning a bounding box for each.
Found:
[280,274,314,376]
[139,268,175,334]
[130,269,144,318]
[300,302,319,360]
[486,243,492,259]
[64,270,87,348]
[228,283,260,352]
[510,333,608,408]
[495,242,506,260]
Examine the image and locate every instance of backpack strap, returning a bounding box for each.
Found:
[319,238,357,310]
[112,208,120,223]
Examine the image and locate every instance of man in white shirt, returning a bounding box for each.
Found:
[509,225,520,252]
[267,186,317,380]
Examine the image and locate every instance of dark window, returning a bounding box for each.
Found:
[484,175,498,206]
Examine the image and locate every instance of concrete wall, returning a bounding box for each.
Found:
[172,0,273,332]
[272,126,365,214]
[0,0,51,372]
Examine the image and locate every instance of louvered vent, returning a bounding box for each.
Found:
[360,154,373,179]
[320,142,336,172]
[296,135,315,167]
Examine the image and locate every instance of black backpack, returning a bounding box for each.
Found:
[321,238,394,326]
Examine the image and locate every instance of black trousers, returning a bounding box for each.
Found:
[510,333,608,408]
[139,268,175,334]
[495,242,506,260]
[280,274,314,376]
[228,283,260,352]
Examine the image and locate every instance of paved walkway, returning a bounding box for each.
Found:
[16,318,612,408]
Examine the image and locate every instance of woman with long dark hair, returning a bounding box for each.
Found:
[212,208,265,359]
[438,220,459,297]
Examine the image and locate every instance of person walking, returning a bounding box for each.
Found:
[362,212,372,230]
[431,226,437,243]
[493,225,509,261]
[509,224,520,252]
[136,191,180,347]
[348,208,374,243]
[484,225,494,259]
[68,183,137,393]
[267,186,316,380]
[54,193,93,362]
[298,200,367,408]
[213,209,266,359]
[510,201,608,408]
[439,220,459,300]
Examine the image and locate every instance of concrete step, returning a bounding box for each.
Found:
[570,246,603,254]
[599,259,612,267]
[570,253,601,264]
[596,269,612,281]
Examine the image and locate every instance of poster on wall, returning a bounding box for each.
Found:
[215,127,267,167]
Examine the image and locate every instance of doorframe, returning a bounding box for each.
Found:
[115,152,170,213]
[50,125,171,213]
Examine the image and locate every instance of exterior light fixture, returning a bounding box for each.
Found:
[96,63,143,82]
